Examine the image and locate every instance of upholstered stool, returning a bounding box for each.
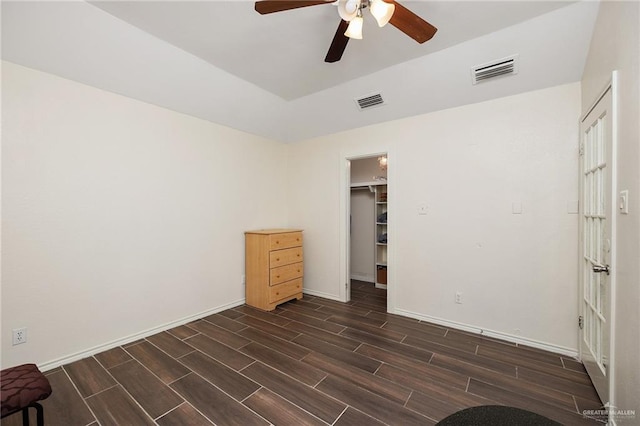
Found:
[1,363,52,426]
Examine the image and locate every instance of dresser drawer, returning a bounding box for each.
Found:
[269,247,303,268]
[269,232,303,250]
[269,278,302,303]
[270,262,303,286]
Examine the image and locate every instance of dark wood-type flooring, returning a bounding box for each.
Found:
[3,281,603,425]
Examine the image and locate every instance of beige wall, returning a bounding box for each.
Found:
[581,0,640,416]
[288,82,582,353]
[2,59,616,373]
[1,62,288,368]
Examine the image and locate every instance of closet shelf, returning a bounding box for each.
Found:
[375,184,387,288]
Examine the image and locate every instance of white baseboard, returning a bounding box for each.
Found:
[303,288,342,302]
[393,307,578,357]
[350,273,374,282]
[38,298,245,372]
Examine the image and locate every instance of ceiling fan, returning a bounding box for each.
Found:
[254,0,438,63]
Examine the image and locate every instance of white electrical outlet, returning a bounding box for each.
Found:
[12,328,27,345]
[455,292,462,304]
[241,275,246,285]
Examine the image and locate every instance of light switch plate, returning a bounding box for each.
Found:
[418,204,428,215]
[619,190,629,214]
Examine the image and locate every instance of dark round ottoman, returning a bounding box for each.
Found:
[437,405,562,425]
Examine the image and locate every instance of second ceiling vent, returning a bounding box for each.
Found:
[354,93,385,111]
[471,54,519,85]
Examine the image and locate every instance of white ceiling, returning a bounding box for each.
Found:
[90,0,576,100]
[2,1,599,142]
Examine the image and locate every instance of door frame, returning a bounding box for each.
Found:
[578,71,618,409]
[339,148,395,312]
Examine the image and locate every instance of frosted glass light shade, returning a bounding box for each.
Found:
[370,0,395,27]
[344,16,363,39]
[378,156,388,170]
[338,0,359,21]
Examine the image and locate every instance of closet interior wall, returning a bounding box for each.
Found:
[349,157,387,284]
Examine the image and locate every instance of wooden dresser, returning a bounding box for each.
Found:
[245,229,303,311]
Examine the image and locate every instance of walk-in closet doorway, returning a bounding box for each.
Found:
[340,152,392,311]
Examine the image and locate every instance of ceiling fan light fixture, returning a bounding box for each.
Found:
[338,0,359,21]
[369,0,395,27]
[344,15,363,39]
[254,0,438,63]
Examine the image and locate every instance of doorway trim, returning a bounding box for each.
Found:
[339,147,395,313]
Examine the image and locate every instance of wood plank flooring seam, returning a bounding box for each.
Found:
[155,401,188,421]
[403,390,414,408]
[107,358,187,420]
[70,376,118,401]
[246,387,336,426]
[151,399,187,421]
[123,342,190,384]
[239,386,264,403]
[468,375,587,416]
[60,363,101,425]
[85,385,156,426]
[572,395,580,413]
[238,360,259,373]
[253,346,329,386]
[86,383,158,425]
[176,350,262,402]
[329,406,350,426]
[145,337,197,362]
[165,370,194,386]
[242,362,346,424]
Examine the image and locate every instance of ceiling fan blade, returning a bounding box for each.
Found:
[388,1,437,44]
[325,20,350,63]
[255,0,331,15]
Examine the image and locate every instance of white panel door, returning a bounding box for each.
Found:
[579,87,613,405]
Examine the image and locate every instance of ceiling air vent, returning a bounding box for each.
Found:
[355,93,385,111]
[471,54,519,85]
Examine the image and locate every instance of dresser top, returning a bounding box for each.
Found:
[245,228,303,235]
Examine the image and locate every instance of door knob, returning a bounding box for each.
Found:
[592,264,610,275]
